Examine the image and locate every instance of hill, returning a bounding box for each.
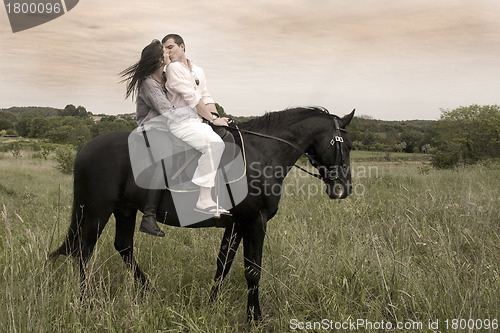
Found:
[0,106,62,119]
[1,104,436,153]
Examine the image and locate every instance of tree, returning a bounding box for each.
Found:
[400,129,424,153]
[60,104,89,118]
[47,125,73,143]
[92,115,136,136]
[215,103,227,117]
[75,106,89,118]
[395,141,407,153]
[0,119,14,130]
[60,104,76,117]
[430,104,500,168]
[0,110,18,123]
[421,144,432,154]
[29,117,50,138]
[15,118,31,137]
[68,123,91,148]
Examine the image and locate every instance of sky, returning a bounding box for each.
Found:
[1,0,499,120]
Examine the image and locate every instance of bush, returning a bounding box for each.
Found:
[430,104,500,168]
[40,144,54,160]
[431,150,461,169]
[10,143,22,158]
[54,147,75,174]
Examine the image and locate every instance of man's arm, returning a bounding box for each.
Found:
[195,101,228,126]
[194,100,215,122]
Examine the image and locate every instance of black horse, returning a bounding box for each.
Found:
[50,107,355,321]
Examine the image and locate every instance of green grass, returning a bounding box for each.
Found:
[1,151,499,332]
[351,150,431,162]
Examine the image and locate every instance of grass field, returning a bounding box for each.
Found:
[0,149,499,332]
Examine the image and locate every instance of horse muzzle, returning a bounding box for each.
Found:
[326,179,351,199]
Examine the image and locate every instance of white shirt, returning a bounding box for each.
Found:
[165,59,215,110]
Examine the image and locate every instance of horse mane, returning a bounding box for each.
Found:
[238,106,330,134]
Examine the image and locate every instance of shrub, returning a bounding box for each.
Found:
[54,147,75,174]
[430,104,500,168]
[431,150,461,169]
[10,143,21,158]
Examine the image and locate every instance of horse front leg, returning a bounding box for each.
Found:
[242,214,267,322]
[113,209,149,287]
[210,223,242,302]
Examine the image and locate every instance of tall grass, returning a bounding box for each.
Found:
[1,151,498,332]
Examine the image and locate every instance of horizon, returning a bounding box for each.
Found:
[1,104,446,122]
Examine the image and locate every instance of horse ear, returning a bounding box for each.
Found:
[340,109,355,127]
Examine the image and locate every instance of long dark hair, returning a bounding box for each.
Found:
[120,39,164,100]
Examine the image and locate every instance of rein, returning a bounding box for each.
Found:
[226,117,347,183]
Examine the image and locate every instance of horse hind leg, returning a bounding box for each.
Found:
[113,209,149,287]
[209,223,242,302]
[77,207,113,292]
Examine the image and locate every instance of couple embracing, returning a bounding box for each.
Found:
[121,34,231,237]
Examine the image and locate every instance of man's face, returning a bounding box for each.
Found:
[161,47,171,66]
[163,38,184,63]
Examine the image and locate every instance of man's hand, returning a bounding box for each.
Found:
[213,117,230,126]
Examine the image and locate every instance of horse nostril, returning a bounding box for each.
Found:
[333,183,344,198]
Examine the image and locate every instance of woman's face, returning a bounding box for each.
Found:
[163,38,184,63]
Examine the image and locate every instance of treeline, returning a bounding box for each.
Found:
[0,105,432,153]
[346,104,499,167]
[1,104,499,169]
[218,104,499,169]
[0,105,136,147]
[348,117,433,153]
[223,107,435,154]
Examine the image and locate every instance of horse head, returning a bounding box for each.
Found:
[307,109,355,199]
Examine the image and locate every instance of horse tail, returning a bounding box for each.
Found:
[49,186,84,260]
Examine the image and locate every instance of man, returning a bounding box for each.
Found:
[162,34,230,215]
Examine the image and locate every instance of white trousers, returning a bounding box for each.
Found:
[168,118,225,188]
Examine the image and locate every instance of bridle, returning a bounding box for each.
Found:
[304,118,348,182]
[227,117,349,183]
[299,117,348,183]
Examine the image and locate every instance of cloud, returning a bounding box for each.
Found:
[1,0,499,119]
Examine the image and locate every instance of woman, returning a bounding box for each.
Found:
[120,39,171,237]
